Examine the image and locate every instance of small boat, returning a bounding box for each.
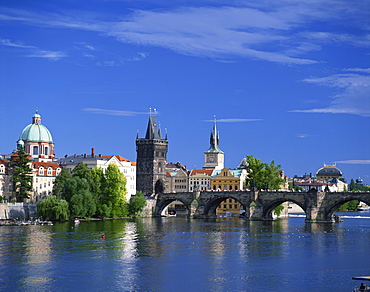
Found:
[74,219,80,224]
[352,276,370,291]
[357,204,370,211]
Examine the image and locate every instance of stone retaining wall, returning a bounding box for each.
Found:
[0,203,37,220]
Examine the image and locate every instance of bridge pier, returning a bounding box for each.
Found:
[248,201,264,221]
[304,206,334,223]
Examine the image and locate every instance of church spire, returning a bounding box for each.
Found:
[206,116,223,153]
[203,116,224,170]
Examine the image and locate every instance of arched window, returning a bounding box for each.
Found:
[39,167,44,176]
[0,164,4,173]
[47,167,52,176]
[33,146,39,155]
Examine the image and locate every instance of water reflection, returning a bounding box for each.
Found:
[0,215,369,291]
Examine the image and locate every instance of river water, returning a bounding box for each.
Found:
[1,212,369,292]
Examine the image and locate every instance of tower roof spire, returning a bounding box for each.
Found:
[144,108,166,140]
[205,116,223,153]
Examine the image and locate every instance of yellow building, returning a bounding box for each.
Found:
[211,168,248,216]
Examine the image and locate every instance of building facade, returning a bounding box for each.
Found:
[211,168,248,216]
[136,114,168,196]
[189,169,213,192]
[165,162,189,193]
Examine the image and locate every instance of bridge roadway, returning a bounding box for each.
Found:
[154,189,370,222]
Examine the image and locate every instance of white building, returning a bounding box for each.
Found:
[189,169,213,192]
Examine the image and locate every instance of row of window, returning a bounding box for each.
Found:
[190,179,209,183]
[190,181,210,185]
[32,146,50,156]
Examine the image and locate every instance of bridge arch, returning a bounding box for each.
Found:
[155,198,191,216]
[204,195,247,217]
[326,195,370,219]
[262,199,306,220]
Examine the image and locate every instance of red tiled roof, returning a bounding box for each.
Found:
[100,155,132,162]
[294,182,333,186]
[190,169,213,176]
[33,161,60,168]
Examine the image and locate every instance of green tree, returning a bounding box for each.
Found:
[72,162,92,181]
[91,166,104,196]
[245,155,284,190]
[101,164,128,217]
[264,160,285,190]
[348,179,370,192]
[70,190,96,218]
[128,191,147,217]
[11,147,33,201]
[349,179,356,191]
[53,168,72,199]
[52,165,97,219]
[338,200,359,211]
[274,204,284,216]
[37,195,69,220]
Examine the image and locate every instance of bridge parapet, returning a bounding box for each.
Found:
[153,190,370,221]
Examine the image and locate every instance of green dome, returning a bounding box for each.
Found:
[21,124,53,142]
[20,112,53,143]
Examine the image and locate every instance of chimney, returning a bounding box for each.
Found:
[92,148,95,157]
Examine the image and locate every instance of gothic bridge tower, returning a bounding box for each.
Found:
[136,113,168,196]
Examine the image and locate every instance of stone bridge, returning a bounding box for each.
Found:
[154,189,370,222]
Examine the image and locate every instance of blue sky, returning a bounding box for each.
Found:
[1,0,369,185]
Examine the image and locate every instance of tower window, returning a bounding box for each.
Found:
[33,146,39,155]
[45,147,49,155]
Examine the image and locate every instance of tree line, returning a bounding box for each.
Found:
[37,162,146,220]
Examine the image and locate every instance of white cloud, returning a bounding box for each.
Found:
[28,50,67,61]
[1,2,368,64]
[83,108,149,116]
[0,38,35,48]
[290,68,370,117]
[0,38,66,61]
[334,160,370,165]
